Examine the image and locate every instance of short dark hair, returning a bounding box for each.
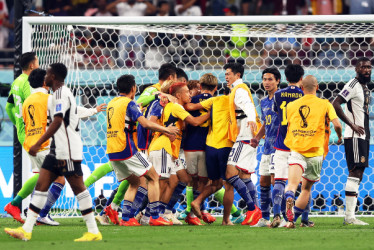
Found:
[176,68,189,81]
[159,63,177,81]
[224,62,244,78]
[262,67,281,82]
[285,64,304,83]
[29,69,46,88]
[117,74,136,94]
[20,52,37,70]
[187,80,199,90]
[356,57,371,68]
[49,63,68,82]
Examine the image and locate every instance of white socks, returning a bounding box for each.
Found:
[111,202,119,211]
[23,191,48,233]
[345,177,360,220]
[77,190,99,234]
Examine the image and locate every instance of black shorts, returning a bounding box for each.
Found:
[41,154,83,177]
[344,138,369,170]
[206,146,231,181]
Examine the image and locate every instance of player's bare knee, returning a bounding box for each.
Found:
[260,175,271,187]
[225,165,238,179]
[145,167,159,182]
[55,176,65,185]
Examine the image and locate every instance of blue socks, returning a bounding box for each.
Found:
[227,175,255,211]
[122,200,133,221]
[131,186,147,215]
[284,190,295,201]
[272,180,286,217]
[301,194,312,222]
[243,178,259,207]
[260,185,271,220]
[39,182,64,218]
[159,201,167,215]
[166,182,186,211]
[149,201,160,219]
[294,206,303,222]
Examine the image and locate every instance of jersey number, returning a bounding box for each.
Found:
[280,101,287,126]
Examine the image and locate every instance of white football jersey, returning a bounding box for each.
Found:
[48,85,82,160]
[338,78,370,140]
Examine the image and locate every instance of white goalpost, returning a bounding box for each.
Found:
[21,15,374,217]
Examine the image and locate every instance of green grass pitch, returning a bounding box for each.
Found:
[1,217,374,249]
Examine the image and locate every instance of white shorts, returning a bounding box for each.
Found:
[273,150,291,180]
[259,153,275,176]
[28,149,49,173]
[171,149,187,175]
[111,152,151,181]
[149,149,175,179]
[288,151,323,182]
[184,151,208,178]
[141,149,148,156]
[227,141,257,174]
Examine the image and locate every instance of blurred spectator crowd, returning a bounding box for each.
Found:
[0,0,374,68]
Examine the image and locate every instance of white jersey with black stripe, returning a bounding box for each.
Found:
[48,85,82,160]
[338,78,370,140]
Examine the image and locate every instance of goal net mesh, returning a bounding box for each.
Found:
[28,20,374,217]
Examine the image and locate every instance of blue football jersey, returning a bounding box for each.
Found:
[137,99,163,150]
[260,95,279,155]
[273,85,304,151]
[183,93,212,151]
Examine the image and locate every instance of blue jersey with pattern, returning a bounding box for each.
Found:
[137,99,163,150]
[183,93,212,151]
[273,85,304,151]
[260,95,279,155]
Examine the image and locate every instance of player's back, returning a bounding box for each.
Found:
[184,93,212,151]
[201,95,233,149]
[50,86,82,161]
[273,85,303,151]
[260,95,279,155]
[107,95,139,159]
[23,90,50,152]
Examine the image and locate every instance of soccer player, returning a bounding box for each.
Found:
[183,73,217,225]
[146,82,210,224]
[222,62,263,226]
[284,75,342,228]
[185,86,245,225]
[5,63,102,241]
[269,64,304,228]
[106,74,179,227]
[332,57,372,225]
[176,67,189,83]
[137,63,177,107]
[251,67,280,227]
[4,52,39,223]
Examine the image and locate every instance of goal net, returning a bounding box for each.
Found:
[23,15,374,217]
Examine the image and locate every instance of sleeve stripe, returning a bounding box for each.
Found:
[349,79,358,88]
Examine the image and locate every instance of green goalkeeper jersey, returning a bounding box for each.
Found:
[6,73,31,145]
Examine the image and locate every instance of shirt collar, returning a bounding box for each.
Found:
[231,78,243,88]
[31,87,49,94]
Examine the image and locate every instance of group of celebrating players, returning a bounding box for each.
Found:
[3,51,372,242]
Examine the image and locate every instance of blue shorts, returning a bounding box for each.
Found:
[205,145,231,181]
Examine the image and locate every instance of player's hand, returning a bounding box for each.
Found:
[164,94,178,104]
[250,138,259,148]
[29,143,41,156]
[96,103,107,112]
[350,124,365,136]
[166,124,179,136]
[337,136,343,145]
[159,94,169,107]
[166,133,176,142]
[247,121,257,134]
